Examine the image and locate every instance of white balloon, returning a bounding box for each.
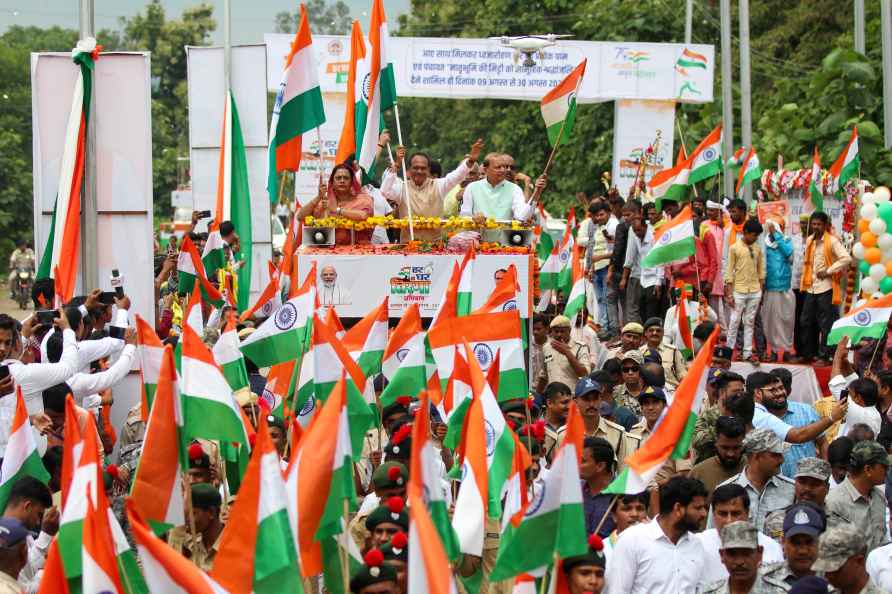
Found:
[876,187,892,203]
[863,192,877,205]
[874,292,887,300]
[870,218,888,235]
[862,203,879,220]
[862,277,879,294]
[879,233,892,252]
[870,263,887,282]
[853,242,866,259]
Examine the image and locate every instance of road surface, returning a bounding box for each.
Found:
[0,294,33,321]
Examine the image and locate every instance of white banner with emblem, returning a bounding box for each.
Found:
[296,252,533,318]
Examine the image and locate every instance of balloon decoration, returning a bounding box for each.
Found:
[855,188,892,295]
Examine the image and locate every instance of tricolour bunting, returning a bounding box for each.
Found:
[640,205,696,268]
[267,3,326,203]
[540,59,586,147]
[828,292,892,345]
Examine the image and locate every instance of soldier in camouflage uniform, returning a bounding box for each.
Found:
[693,367,745,463]
[116,403,145,485]
[813,523,887,593]
[700,521,787,593]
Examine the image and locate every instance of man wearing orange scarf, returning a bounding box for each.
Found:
[798,211,851,364]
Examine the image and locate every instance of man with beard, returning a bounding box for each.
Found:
[698,484,784,587]
[716,428,795,531]
[318,265,352,306]
[690,416,747,493]
[693,371,746,463]
[700,521,779,594]
[763,503,828,591]
[749,372,846,478]
[2,477,58,592]
[605,477,708,593]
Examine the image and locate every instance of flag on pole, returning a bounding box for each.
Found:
[491,403,587,580]
[828,128,860,194]
[640,205,696,268]
[126,501,229,594]
[828,292,892,345]
[36,540,69,594]
[355,0,395,173]
[726,146,747,171]
[0,388,50,513]
[37,39,99,304]
[342,297,389,377]
[239,282,316,368]
[735,147,762,196]
[213,311,250,394]
[181,325,250,448]
[82,496,125,594]
[239,266,282,322]
[562,243,586,324]
[129,345,186,535]
[539,211,575,297]
[211,418,302,594]
[215,89,253,311]
[267,3,326,204]
[335,20,366,165]
[808,147,824,213]
[135,315,164,420]
[201,227,227,280]
[380,304,427,407]
[177,235,224,306]
[675,286,694,358]
[285,374,355,576]
[476,264,520,314]
[647,156,691,203]
[687,124,723,184]
[59,396,83,511]
[457,247,476,316]
[540,59,586,147]
[604,327,719,494]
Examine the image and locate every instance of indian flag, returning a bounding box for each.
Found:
[37,39,98,304]
[451,360,489,556]
[0,388,50,513]
[177,234,224,306]
[215,89,253,311]
[240,265,282,322]
[261,360,297,418]
[267,3,326,204]
[674,289,695,358]
[355,0,395,173]
[285,374,356,576]
[457,247,476,316]
[240,284,315,368]
[647,156,691,203]
[213,311,250,394]
[539,211,575,296]
[135,315,164,420]
[127,501,230,594]
[808,147,824,213]
[641,205,696,268]
[726,146,747,171]
[605,327,719,494]
[211,418,302,594]
[428,310,528,402]
[687,124,723,184]
[828,292,892,345]
[540,59,586,147]
[676,48,708,70]
[829,128,860,194]
[380,304,427,407]
[491,402,587,580]
[408,488,460,594]
[181,325,250,448]
[476,264,520,314]
[335,20,366,165]
[129,345,186,535]
[201,227,226,279]
[342,297,389,377]
[735,147,762,196]
[82,496,126,594]
[563,243,586,324]
[409,390,460,562]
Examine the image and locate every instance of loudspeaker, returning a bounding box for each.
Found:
[500,228,532,247]
[301,227,335,247]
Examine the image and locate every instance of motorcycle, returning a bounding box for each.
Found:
[13,266,33,309]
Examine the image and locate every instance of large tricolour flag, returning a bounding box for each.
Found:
[641,205,696,268]
[687,124,723,184]
[540,59,586,147]
[335,20,366,165]
[239,282,315,368]
[828,128,860,193]
[355,0,396,173]
[605,327,719,494]
[0,388,50,512]
[37,39,99,303]
[266,3,325,204]
[828,292,892,345]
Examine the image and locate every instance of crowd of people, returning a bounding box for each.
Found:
[1,151,890,594]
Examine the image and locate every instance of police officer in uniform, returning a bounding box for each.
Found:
[700,521,784,594]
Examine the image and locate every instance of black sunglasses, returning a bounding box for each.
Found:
[622,366,640,373]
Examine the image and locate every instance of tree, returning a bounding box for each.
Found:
[274,0,351,35]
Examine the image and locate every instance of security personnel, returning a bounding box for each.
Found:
[762,503,827,592]
[116,403,145,485]
[700,521,783,593]
[349,462,408,552]
[639,317,687,389]
[166,483,224,572]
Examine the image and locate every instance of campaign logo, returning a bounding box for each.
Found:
[502,299,518,312]
[854,310,872,327]
[396,348,410,363]
[474,343,494,370]
[274,302,298,330]
[484,419,496,456]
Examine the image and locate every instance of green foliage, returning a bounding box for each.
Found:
[274,0,351,35]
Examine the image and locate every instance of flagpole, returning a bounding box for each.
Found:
[316,126,325,186]
[529,73,583,206]
[675,118,699,199]
[341,500,351,594]
[392,104,415,241]
[593,494,619,535]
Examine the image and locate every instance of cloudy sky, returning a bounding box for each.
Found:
[0,0,410,43]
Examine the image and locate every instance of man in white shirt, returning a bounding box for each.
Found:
[605,476,708,594]
[866,498,892,592]
[67,327,138,410]
[2,477,57,593]
[587,202,619,335]
[697,483,784,587]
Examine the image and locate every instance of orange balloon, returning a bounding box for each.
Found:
[885,260,892,277]
[866,247,883,264]
[860,218,872,233]
[862,231,878,248]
